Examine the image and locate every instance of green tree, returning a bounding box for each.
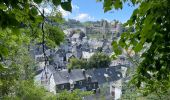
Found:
[0,0,93,100]
[2,80,56,100]
[68,53,111,69]
[98,0,170,96]
[56,89,92,100]
[67,58,88,69]
[88,52,111,69]
[0,44,36,97]
[0,0,72,98]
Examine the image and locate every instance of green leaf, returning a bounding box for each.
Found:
[114,0,122,9]
[112,41,118,49]
[33,0,42,4]
[104,0,112,12]
[0,46,8,57]
[112,41,122,55]
[61,0,72,12]
[30,7,38,16]
[0,64,7,71]
[52,0,61,6]
[119,38,126,47]
[111,54,117,60]
[134,42,143,52]
[35,15,43,23]
[131,0,137,5]
[0,3,7,10]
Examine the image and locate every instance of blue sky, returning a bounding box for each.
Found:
[59,0,137,23]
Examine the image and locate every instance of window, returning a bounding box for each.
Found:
[79,81,82,85]
[93,84,96,88]
[70,83,74,89]
[87,76,92,82]
[117,74,121,77]
[88,84,91,88]
[61,85,64,89]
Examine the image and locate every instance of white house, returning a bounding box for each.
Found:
[110,79,122,100]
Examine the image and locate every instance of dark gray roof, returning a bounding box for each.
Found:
[56,49,66,57]
[86,67,122,84]
[53,69,85,85]
[47,65,122,85]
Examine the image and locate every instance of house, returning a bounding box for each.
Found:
[81,42,90,52]
[110,79,122,100]
[66,53,76,62]
[53,69,87,92]
[82,51,94,60]
[35,67,56,94]
[35,65,124,95]
[75,44,83,58]
[52,67,122,93]
[52,49,67,69]
[85,67,122,93]
[88,40,103,50]
[71,33,81,43]
[102,45,112,55]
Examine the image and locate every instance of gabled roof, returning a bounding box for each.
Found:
[53,69,85,85]
[47,66,122,86]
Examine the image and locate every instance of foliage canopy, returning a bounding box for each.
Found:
[68,52,111,69]
[98,0,170,95]
[0,0,72,98]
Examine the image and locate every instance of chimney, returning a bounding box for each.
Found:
[106,68,109,72]
[68,68,71,73]
[82,69,86,75]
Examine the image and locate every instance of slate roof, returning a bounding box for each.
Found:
[56,49,66,57]
[53,69,85,85]
[86,67,122,84]
[47,66,122,86]
[72,34,80,39]
[88,40,103,49]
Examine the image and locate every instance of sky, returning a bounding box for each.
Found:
[59,0,138,23]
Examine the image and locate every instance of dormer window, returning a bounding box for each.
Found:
[70,83,74,89]
[104,73,109,78]
[104,73,109,81]
[87,75,92,82]
[106,68,109,72]
[117,74,121,77]
[69,79,74,89]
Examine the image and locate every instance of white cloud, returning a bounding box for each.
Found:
[74,13,94,22]
[58,4,95,21]
[72,4,79,10]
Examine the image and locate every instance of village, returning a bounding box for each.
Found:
[33,19,131,100]
[0,0,168,100]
